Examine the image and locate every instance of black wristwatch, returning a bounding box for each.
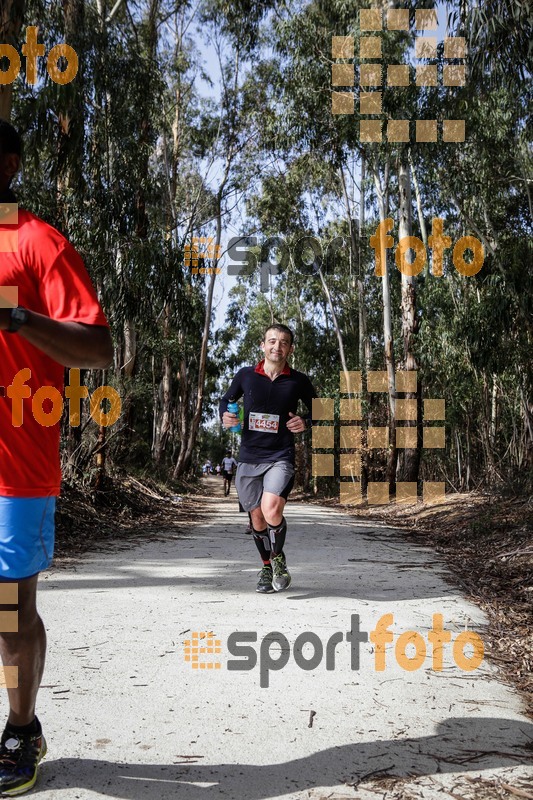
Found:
[8,307,29,333]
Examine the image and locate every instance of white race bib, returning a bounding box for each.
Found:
[249,412,280,433]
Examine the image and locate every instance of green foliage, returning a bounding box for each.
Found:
[9,0,531,490]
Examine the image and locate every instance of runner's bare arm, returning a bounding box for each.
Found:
[0,310,113,368]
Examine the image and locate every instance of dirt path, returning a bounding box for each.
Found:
[27,479,533,798]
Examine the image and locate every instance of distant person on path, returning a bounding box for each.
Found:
[221,451,238,496]
[0,120,113,795]
[220,324,316,593]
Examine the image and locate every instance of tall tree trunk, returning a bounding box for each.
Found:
[174,345,189,467]
[117,248,137,453]
[490,376,498,450]
[173,38,241,477]
[173,166,229,478]
[408,149,428,248]
[0,0,25,120]
[372,157,397,490]
[152,306,173,463]
[358,156,372,372]
[317,266,350,378]
[520,386,533,471]
[357,156,370,489]
[93,369,108,490]
[397,157,421,483]
[154,19,184,465]
[481,371,497,479]
[339,161,370,375]
[121,0,160,450]
[58,0,87,471]
[57,0,85,218]
[173,251,219,478]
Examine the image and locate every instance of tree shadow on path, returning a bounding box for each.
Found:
[41,717,533,799]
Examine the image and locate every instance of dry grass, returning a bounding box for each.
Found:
[54,474,203,559]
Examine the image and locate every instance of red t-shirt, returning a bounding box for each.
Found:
[0,208,109,497]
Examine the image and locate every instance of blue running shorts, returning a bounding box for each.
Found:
[0,496,56,580]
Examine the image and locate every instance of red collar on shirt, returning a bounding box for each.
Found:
[255,359,291,377]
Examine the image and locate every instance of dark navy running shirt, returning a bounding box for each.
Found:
[220,360,317,464]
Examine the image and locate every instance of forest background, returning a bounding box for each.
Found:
[1,0,531,502]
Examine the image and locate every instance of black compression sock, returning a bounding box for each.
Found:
[266,517,287,556]
[252,528,271,562]
[5,716,41,735]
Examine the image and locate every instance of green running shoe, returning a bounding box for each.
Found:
[0,723,47,796]
[256,564,275,593]
[272,553,291,592]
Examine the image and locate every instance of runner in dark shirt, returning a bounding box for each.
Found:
[220,324,316,593]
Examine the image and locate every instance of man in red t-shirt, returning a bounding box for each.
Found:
[0,120,113,795]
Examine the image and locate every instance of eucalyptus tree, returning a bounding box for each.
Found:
[238,0,432,489]
[170,0,280,476]
[0,0,25,119]
[408,0,532,487]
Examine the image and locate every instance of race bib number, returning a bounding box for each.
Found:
[249,412,280,433]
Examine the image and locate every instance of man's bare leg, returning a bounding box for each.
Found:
[249,506,266,531]
[250,494,291,591]
[249,505,274,591]
[249,492,285,530]
[0,574,45,726]
[0,573,47,795]
[250,505,269,563]
[261,492,290,590]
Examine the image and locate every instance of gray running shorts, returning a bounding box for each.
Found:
[235,461,295,512]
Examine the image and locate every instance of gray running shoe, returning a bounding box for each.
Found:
[256,565,274,593]
[271,553,291,592]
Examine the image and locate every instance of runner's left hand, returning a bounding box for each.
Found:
[287,412,306,433]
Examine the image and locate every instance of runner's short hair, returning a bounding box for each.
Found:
[262,323,294,346]
[0,119,22,157]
